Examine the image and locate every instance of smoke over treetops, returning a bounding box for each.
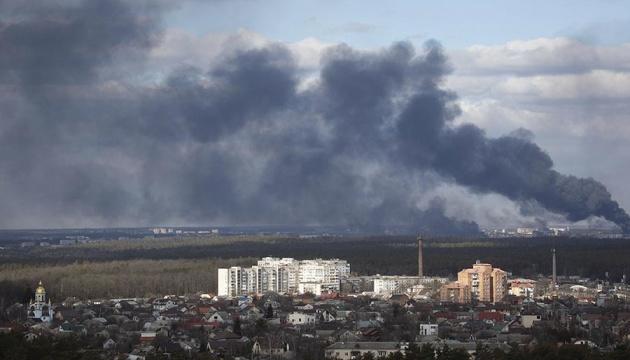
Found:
[0,0,628,234]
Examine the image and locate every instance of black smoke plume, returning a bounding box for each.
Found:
[0,0,628,234]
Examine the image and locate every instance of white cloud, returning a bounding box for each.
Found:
[452,37,630,76]
[454,99,548,136]
[496,70,630,99]
[149,28,332,77]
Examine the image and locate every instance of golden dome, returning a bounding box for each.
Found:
[35,280,46,294]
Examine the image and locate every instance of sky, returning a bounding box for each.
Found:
[168,0,630,48]
[0,0,629,232]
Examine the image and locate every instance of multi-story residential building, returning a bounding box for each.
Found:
[452,261,507,303]
[217,257,350,297]
[439,281,472,304]
[491,268,508,303]
[298,259,349,289]
[373,276,449,295]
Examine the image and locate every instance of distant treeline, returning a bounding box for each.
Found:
[0,258,255,307]
[8,235,628,279]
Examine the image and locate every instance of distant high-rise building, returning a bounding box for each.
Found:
[217,257,350,297]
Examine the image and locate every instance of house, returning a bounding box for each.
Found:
[317,309,337,322]
[419,323,438,336]
[144,319,170,332]
[335,329,361,342]
[140,331,156,344]
[521,314,542,328]
[252,339,295,359]
[207,311,230,324]
[478,311,505,323]
[388,294,410,306]
[240,306,263,321]
[152,299,178,312]
[325,341,408,360]
[287,312,316,326]
[295,304,314,311]
[197,305,213,315]
[102,338,117,351]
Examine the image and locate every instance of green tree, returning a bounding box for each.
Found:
[405,343,435,360]
[265,303,274,318]
[233,316,242,336]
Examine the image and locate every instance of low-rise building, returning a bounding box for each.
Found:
[287,312,316,326]
[521,314,542,328]
[325,342,409,360]
[509,279,536,298]
[419,323,438,336]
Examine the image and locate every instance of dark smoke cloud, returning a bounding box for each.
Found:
[0,0,628,234]
[0,0,161,86]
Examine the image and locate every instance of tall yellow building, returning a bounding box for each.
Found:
[440,260,507,304]
[457,261,507,303]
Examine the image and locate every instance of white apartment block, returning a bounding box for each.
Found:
[373,276,449,295]
[217,257,350,297]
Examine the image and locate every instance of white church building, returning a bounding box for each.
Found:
[27,281,54,322]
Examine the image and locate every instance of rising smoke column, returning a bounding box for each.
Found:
[397,96,630,232]
[316,41,630,232]
[0,0,628,233]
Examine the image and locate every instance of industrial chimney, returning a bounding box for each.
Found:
[552,248,557,289]
[418,235,423,277]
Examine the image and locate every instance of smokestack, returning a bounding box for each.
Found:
[418,235,423,277]
[552,248,557,288]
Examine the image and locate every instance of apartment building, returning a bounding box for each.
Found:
[373,276,449,295]
[439,281,472,304]
[217,257,350,297]
[440,261,507,303]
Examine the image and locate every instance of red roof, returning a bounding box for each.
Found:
[433,311,456,319]
[479,311,504,322]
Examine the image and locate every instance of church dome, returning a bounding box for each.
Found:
[35,280,46,295]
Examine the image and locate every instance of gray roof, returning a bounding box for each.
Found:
[326,342,405,350]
